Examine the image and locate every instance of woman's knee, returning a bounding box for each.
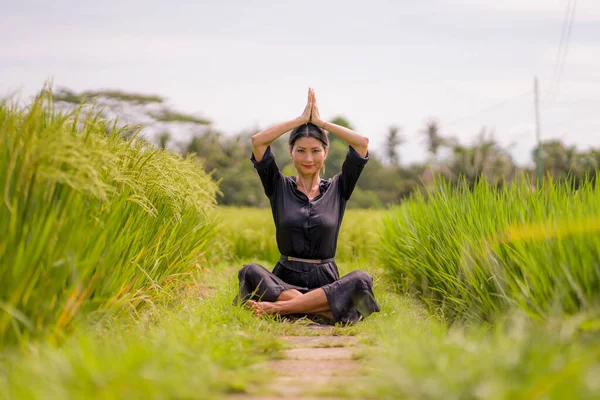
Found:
[351,270,373,288]
[238,263,265,281]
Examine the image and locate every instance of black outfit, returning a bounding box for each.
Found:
[237,145,380,323]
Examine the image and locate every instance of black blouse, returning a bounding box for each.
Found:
[251,145,369,260]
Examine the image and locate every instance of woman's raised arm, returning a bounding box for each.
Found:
[310,91,369,158]
[251,88,313,162]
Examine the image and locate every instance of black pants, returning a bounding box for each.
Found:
[237,259,380,324]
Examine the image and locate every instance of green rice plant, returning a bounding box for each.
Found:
[0,90,218,345]
[210,207,386,265]
[0,278,283,399]
[380,177,600,321]
[356,290,600,400]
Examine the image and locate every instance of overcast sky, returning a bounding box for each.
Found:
[2,0,599,165]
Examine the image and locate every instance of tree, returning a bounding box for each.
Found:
[322,116,355,179]
[445,129,514,188]
[532,140,577,180]
[421,119,445,157]
[51,88,211,142]
[385,126,404,165]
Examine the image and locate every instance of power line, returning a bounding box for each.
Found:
[550,0,573,89]
[549,0,577,99]
[445,90,531,128]
[555,0,577,97]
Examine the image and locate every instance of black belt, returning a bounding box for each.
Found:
[280,255,335,264]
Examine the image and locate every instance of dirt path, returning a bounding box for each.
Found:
[229,325,365,400]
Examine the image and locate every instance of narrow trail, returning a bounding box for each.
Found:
[229,324,366,400]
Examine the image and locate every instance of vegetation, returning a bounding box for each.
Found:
[0,283,283,399]
[0,205,381,399]
[2,86,600,399]
[0,92,218,345]
[357,290,600,400]
[148,108,211,125]
[53,89,165,105]
[381,177,600,321]
[51,87,600,209]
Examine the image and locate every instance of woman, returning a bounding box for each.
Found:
[237,88,379,324]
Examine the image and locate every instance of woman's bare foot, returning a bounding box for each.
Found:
[247,300,280,316]
[247,300,334,321]
[247,288,333,320]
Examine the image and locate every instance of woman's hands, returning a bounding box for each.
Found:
[306,88,369,157]
[251,87,368,161]
[299,88,313,124]
[309,89,325,128]
[299,87,325,128]
[252,88,314,160]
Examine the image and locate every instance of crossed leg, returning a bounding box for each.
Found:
[249,288,334,320]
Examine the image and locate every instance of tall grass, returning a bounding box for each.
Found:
[357,290,600,400]
[381,178,600,321]
[0,280,283,399]
[0,91,218,345]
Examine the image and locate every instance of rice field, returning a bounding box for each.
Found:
[0,92,218,345]
[380,178,600,322]
[2,93,600,399]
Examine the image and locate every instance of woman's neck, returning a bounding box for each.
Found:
[295,173,321,193]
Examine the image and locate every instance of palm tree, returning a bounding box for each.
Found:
[421,119,445,157]
[385,126,404,165]
[446,129,514,188]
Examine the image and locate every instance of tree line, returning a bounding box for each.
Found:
[52,88,599,208]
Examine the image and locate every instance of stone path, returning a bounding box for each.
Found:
[229,326,365,400]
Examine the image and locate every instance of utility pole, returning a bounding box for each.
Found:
[534,76,543,187]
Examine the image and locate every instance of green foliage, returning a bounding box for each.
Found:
[149,108,210,125]
[53,88,164,105]
[358,291,600,400]
[384,126,404,165]
[380,177,600,322]
[322,116,354,180]
[323,137,348,180]
[0,92,218,345]
[346,187,383,209]
[0,281,283,399]
[49,86,600,209]
[421,119,446,156]
[444,129,515,187]
[8,84,600,399]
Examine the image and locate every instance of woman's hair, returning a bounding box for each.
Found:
[289,123,329,150]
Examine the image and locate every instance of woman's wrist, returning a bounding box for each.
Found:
[296,116,310,126]
[313,119,327,129]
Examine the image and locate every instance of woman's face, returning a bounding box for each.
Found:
[290,137,328,176]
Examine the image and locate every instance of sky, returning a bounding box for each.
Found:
[2,0,599,165]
